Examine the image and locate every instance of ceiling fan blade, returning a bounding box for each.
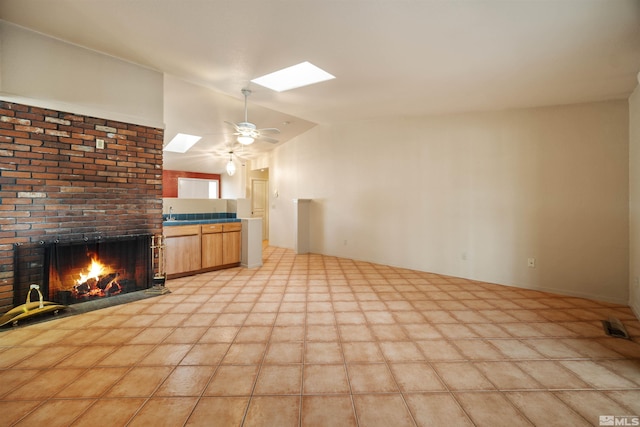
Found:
[258,135,279,144]
[224,121,241,132]
[257,127,280,134]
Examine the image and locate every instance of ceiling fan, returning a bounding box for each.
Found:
[225,89,280,145]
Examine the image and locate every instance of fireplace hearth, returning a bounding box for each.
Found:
[46,235,152,305]
[11,235,153,309]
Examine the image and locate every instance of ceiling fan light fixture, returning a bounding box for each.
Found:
[225,90,280,145]
[237,135,255,145]
[226,158,236,176]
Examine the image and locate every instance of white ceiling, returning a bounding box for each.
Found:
[1,0,639,173]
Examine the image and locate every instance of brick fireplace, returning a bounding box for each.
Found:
[0,101,164,312]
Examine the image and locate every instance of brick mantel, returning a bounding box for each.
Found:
[0,101,164,311]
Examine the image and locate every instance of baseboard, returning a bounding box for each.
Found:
[295,247,635,311]
[241,262,263,269]
[484,280,629,306]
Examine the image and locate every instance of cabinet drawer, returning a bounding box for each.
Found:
[202,223,223,234]
[222,222,242,232]
[163,224,200,237]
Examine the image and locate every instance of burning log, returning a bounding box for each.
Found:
[74,280,94,296]
[97,272,119,290]
[103,278,122,296]
[73,271,122,297]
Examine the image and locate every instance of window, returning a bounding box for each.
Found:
[177,178,219,199]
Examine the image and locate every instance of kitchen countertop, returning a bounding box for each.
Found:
[163,218,241,226]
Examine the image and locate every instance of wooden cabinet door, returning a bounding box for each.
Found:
[165,234,201,275]
[202,232,223,268]
[222,231,241,264]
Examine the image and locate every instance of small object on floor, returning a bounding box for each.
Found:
[147,236,170,295]
[145,285,171,295]
[145,275,171,295]
[602,316,630,339]
[0,284,67,327]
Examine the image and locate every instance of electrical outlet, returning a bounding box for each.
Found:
[96,139,105,149]
[527,258,536,268]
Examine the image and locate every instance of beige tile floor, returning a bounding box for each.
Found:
[1,246,639,426]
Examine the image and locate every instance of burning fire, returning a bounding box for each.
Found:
[73,257,122,298]
[76,258,108,285]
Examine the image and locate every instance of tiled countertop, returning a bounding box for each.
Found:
[163,212,240,226]
[163,218,241,226]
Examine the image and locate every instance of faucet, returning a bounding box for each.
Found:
[168,206,174,221]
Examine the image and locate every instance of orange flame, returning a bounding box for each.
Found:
[76,258,108,285]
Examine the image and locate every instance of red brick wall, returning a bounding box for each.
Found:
[163,170,221,198]
[0,101,164,312]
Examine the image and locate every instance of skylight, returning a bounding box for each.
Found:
[251,61,335,92]
[163,133,202,153]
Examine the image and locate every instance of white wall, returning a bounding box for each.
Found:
[161,198,250,216]
[162,198,230,214]
[270,101,630,304]
[0,22,163,128]
[221,165,247,199]
[630,83,640,316]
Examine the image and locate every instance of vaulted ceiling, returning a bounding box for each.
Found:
[2,0,639,172]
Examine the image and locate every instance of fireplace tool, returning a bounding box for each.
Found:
[0,284,67,327]
[146,235,170,295]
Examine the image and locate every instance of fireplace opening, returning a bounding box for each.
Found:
[45,235,152,306]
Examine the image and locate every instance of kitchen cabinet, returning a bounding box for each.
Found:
[163,222,242,278]
[164,225,201,276]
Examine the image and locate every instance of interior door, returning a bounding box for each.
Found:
[251,179,268,240]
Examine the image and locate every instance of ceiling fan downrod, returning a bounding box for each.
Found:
[241,88,251,123]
